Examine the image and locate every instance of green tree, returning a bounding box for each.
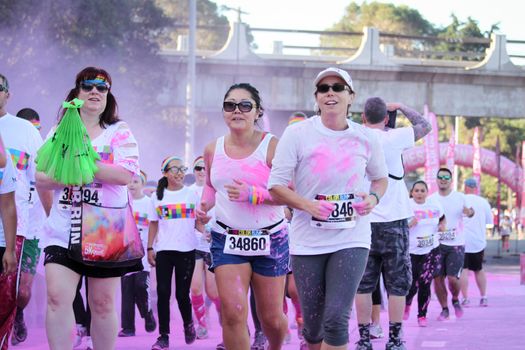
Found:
[320,1,436,55]
[156,0,229,51]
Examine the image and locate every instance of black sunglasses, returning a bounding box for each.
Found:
[223,101,254,113]
[0,85,8,92]
[194,166,205,171]
[80,82,110,93]
[316,83,350,94]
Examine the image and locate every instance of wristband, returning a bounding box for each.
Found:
[369,192,380,205]
[147,247,154,251]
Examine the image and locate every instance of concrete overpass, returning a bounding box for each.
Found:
[160,23,525,120]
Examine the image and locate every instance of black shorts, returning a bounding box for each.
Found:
[43,245,143,278]
[435,244,465,278]
[195,250,212,267]
[463,250,484,271]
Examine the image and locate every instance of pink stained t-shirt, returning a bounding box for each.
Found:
[210,133,284,232]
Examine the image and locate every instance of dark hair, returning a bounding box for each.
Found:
[60,67,119,128]
[223,83,264,119]
[0,73,8,90]
[16,108,40,121]
[156,176,168,201]
[437,167,452,176]
[364,97,387,124]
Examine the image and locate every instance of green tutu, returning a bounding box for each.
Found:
[36,98,100,185]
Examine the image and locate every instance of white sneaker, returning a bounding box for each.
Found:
[85,336,93,350]
[461,298,470,307]
[369,323,384,339]
[73,325,87,348]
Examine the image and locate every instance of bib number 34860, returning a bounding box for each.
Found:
[223,230,270,256]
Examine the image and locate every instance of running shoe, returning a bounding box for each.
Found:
[370,323,384,339]
[452,300,464,318]
[251,330,267,350]
[118,329,135,337]
[11,309,28,345]
[460,298,470,307]
[385,339,407,350]
[151,335,169,350]
[73,325,87,348]
[355,339,373,350]
[196,325,209,339]
[85,336,93,350]
[437,308,449,321]
[216,341,226,350]
[184,322,197,344]
[145,310,157,333]
[300,339,308,350]
[480,297,488,307]
[403,305,411,320]
[417,316,428,327]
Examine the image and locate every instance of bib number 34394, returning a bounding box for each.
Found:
[223,230,270,256]
[311,193,357,229]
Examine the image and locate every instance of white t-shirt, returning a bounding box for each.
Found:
[151,186,199,252]
[0,150,17,247]
[429,191,468,246]
[131,195,155,272]
[408,197,444,255]
[0,113,43,237]
[27,180,46,241]
[44,122,139,248]
[268,116,388,255]
[188,183,212,253]
[464,194,493,253]
[368,127,414,223]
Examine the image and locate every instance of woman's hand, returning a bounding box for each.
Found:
[147,250,156,267]
[196,201,211,225]
[305,200,335,221]
[224,179,249,202]
[408,217,418,228]
[2,248,17,275]
[352,192,378,216]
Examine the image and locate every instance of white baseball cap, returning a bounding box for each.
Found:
[313,67,354,92]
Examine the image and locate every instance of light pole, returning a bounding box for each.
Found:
[185,0,196,166]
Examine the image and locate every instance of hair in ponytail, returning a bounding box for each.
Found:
[156,176,168,200]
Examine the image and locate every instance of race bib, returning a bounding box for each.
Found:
[311,193,357,229]
[223,229,270,256]
[416,235,434,248]
[439,229,456,241]
[58,185,103,211]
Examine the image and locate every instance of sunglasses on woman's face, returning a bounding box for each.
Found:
[223,101,254,113]
[194,166,205,172]
[80,82,110,93]
[316,83,349,94]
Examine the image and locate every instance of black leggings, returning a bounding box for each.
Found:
[292,248,369,346]
[155,250,196,335]
[406,253,433,317]
[73,277,91,335]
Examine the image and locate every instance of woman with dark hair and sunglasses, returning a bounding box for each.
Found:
[404,180,445,327]
[268,67,388,350]
[197,83,289,350]
[147,156,200,350]
[36,67,140,349]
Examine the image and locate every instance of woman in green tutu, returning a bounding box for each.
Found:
[36,67,141,350]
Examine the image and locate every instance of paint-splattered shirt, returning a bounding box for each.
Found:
[268,116,387,254]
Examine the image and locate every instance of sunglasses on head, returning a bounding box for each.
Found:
[0,85,8,92]
[316,83,350,94]
[80,82,109,93]
[223,101,254,113]
[194,166,205,172]
[437,174,451,180]
[166,165,188,174]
